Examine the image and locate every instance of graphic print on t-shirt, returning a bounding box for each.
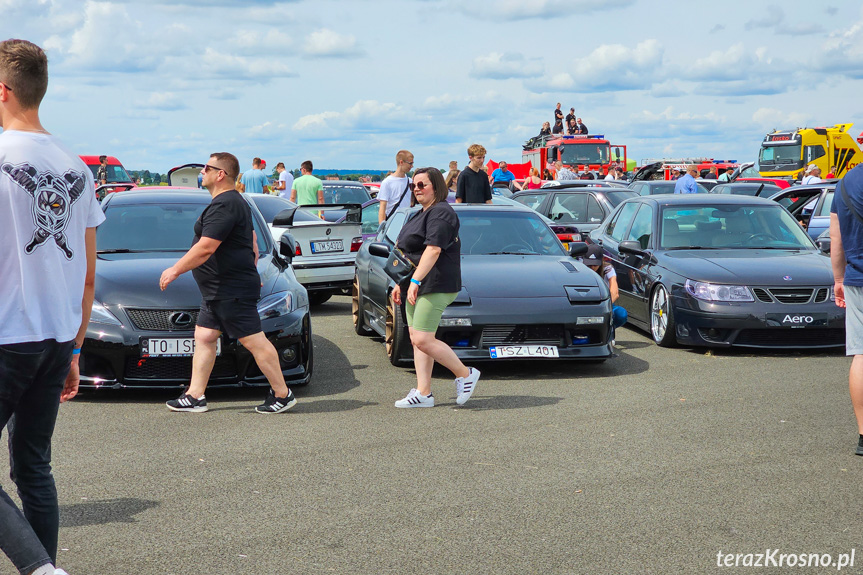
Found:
[1,162,87,259]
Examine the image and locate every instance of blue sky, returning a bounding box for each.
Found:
[2,0,862,173]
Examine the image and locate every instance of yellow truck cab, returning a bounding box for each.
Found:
[758,123,863,180]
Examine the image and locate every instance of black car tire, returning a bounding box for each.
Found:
[650,284,677,347]
[308,291,332,306]
[386,290,410,366]
[352,275,373,336]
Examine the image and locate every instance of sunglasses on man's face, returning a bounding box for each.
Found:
[409,181,430,192]
[203,164,224,173]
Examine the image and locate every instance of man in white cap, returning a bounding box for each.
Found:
[801,164,822,185]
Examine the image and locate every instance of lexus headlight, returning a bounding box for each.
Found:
[90,301,123,326]
[685,279,753,302]
[258,291,294,319]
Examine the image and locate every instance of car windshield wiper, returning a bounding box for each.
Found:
[663,246,708,250]
[486,251,541,255]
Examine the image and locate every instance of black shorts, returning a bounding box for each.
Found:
[197,298,262,340]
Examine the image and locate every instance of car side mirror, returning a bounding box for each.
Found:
[368,242,391,258]
[273,207,298,227]
[568,242,588,257]
[279,233,297,262]
[618,240,646,256]
[816,238,831,254]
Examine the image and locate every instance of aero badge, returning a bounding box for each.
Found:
[783,276,792,281]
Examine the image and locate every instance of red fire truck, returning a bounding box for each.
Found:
[522,134,627,177]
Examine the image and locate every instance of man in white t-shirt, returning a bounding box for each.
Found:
[0,39,104,575]
[274,162,293,198]
[801,164,823,185]
[377,149,414,223]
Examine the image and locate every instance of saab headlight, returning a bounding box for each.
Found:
[685,279,753,302]
[90,302,123,326]
[258,291,294,319]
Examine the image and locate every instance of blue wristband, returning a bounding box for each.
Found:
[410,278,421,286]
[72,348,81,356]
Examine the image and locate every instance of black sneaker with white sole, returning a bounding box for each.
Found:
[255,389,297,414]
[166,393,208,413]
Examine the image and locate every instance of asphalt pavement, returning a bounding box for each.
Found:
[2,296,860,575]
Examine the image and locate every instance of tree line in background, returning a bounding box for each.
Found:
[127,169,389,185]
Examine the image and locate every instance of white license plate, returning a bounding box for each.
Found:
[142,338,221,357]
[489,345,559,359]
[311,240,343,253]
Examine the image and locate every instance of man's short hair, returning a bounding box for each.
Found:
[0,39,48,110]
[209,152,240,181]
[396,150,413,165]
[449,160,457,169]
[252,157,262,167]
[99,155,107,163]
[301,160,313,173]
[467,144,486,159]
[499,161,507,168]
[275,162,285,169]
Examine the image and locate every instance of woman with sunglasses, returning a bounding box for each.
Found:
[392,167,480,408]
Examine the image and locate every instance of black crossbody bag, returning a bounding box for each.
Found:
[839,179,863,227]
[386,179,411,221]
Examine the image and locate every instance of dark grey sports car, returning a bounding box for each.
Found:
[588,194,844,348]
[80,187,313,389]
[352,204,614,365]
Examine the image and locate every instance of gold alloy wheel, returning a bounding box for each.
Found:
[385,292,395,358]
[351,275,361,329]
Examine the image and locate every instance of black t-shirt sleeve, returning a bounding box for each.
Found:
[200,198,238,242]
[456,174,466,201]
[424,206,458,248]
[483,177,492,202]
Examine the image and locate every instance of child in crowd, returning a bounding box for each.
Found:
[583,244,627,343]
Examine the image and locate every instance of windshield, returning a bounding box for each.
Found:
[458,211,565,256]
[714,184,780,196]
[98,203,205,251]
[560,143,609,165]
[88,164,133,184]
[322,184,371,204]
[605,191,637,206]
[659,205,814,249]
[759,144,803,169]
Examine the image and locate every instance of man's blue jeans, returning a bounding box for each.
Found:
[0,339,73,574]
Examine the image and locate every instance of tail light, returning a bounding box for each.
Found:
[350,237,363,252]
[556,233,582,242]
[295,244,302,256]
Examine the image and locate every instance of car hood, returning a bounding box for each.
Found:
[95,253,279,307]
[657,249,833,286]
[461,255,600,297]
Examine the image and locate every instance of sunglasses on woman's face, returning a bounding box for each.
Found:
[409,181,430,192]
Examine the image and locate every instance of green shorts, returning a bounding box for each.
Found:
[405,292,458,333]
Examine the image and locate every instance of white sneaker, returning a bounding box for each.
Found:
[455,368,480,405]
[394,388,434,408]
[55,569,70,575]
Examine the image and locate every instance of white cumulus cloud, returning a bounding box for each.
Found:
[470,52,543,80]
[303,28,361,58]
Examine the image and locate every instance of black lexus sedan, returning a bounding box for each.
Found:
[588,194,844,348]
[80,188,313,389]
[352,204,614,366]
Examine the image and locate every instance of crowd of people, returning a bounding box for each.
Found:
[6,36,863,575]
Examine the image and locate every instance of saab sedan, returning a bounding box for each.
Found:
[588,195,844,349]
